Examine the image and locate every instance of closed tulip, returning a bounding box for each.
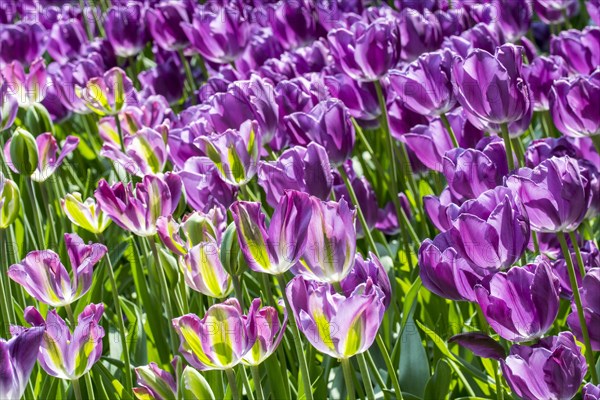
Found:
[567,268,600,351]
[523,55,569,111]
[0,173,20,229]
[0,327,44,400]
[106,1,148,58]
[61,193,111,234]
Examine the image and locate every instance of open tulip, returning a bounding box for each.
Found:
[231,191,313,275]
[75,67,137,116]
[567,268,600,351]
[2,58,48,107]
[94,173,182,237]
[242,300,287,366]
[285,276,385,359]
[501,332,587,400]
[22,304,105,380]
[0,327,44,400]
[0,173,20,229]
[476,259,559,342]
[341,252,392,308]
[8,233,107,307]
[172,298,257,371]
[61,192,111,234]
[506,156,592,232]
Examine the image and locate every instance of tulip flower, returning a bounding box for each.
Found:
[2,58,48,107]
[324,73,380,122]
[0,327,44,400]
[493,0,532,42]
[285,276,385,359]
[197,120,261,186]
[145,1,191,51]
[0,78,18,132]
[506,156,592,232]
[534,0,580,24]
[567,268,600,351]
[106,1,148,58]
[94,173,182,237]
[448,332,506,360]
[75,67,137,116]
[47,19,88,64]
[61,192,111,234]
[388,49,456,117]
[552,241,600,297]
[448,186,530,271]
[523,56,569,111]
[270,0,317,49]
[584,383,600,400]
[501,332,587,400]
[5,131,79,182]
[8,233,107,307]
[328,18,401,82]
[231,191,313,275]
[476,259,559,342]
[0,173,20,229]
[397,8,442,62]
[178,156,236,213]
[22,304,105,380]
[182,4,250,64]
[180,242,233,298]
[258,143,333,207]
[452,44,531,126]
[0,22,47,65]
[242,300,287,366]
[295,197,356,283]
[341,252,392,308]
[588,0,600,25]
[550,28,600,75]
[134,361,178,400]
[172,298,258,371]
[418,232,487,302]
[549,70,600,138]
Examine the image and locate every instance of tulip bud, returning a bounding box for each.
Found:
[24,103,54,136]
[0,174,20,229]
[61,192,111,234]
[9,128,38,176]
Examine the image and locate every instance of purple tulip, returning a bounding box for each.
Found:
[2,58,48,106]
[403,109,484,172]
[101,127,167,177]
[501,332,587,400]
[340,252,392,308]
[387,93,429,138]
[231,191,312,275]
[375,196,412,235]
[534,0,580,24]
[449,332,506,360]
[524,137,581,168]
[178,156,236,212]
[550,70,600,138]
[47,19,88,64]
[506,156,592,232]
[181,242,233,298]
[22,304,105,380]
[523,55,569,111]
[418,232,487,301]
[588,0,600,25]
[476,259,559,341]
[493,0,532,42]
[285,275,385,359]
[269,0,318,49]
[139,58,185,104]
[236,27,284,74]
[172,298,258,371]
[285,99,355,165]
[324,73,380,122]
[448,186,530,271]
[423,187,459,232]
[0,77,18,132]
[75,67,138,116]
[183,4,250,64]
[552,241,600,297]
[0,327,44,400]
[242,300,287,366]
[257,143,333,208]
[443,23,505,59]
[584,383,600,400]
[94,173,182,237]
[8,233,107,307]
[397,9,442,62]
[146,0,191,51]
[567,268,600,351]
[434,9,469,37]
[452,43,531,126]
[134,360,178,399]
[389,49,456,117]
[550,27,600,75]
[295,197,356,283]
[106,1,149,58]
[328,18,401,82]
[0,22,47,65]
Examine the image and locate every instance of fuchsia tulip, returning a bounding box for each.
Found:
[285,275,385,359]
[231,191,313,275]
[94,173,182,237]
[8,233,107,307]
[20,304,105,380]
[0,327,44,400]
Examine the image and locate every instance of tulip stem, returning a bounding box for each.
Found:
[568,231,588,278]
[231,273,245,310]
[240,366,255,400]
[340,358,356,400]
[114,114,126,153]
[276,274,314,400]
[492,360,504,400]
[98,233,133,394]
[375,335,403,400]
[592,136,600,161]
[500,124,515,171]
[25,178,45,248]
[72,378,83,400]
[178,49,197,103]
[251,366,265,400]
[338,167,379,257]
[226,368,240,400]
[557,232,599,384]
[440,113,459,148]
[356,353,375,400]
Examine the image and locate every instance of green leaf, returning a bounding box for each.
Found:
[181,366,215,400]
[399,315,430,397]
[401,277,422,330]
[424,359,452,400]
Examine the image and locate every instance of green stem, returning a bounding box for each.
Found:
[592,135,600,160]
[532,231,540,255]
[84,373,96,400]
[568,231,587,278]
[231,273,245,310]
[276,274,314,400]
[178,49,197,104]
[72,378,84,400]
[557,232,598,384]
[114,114,126,153]
[98,234,133,394]
[240,366,255,400]
[500,124,515,171]
[492,360,504,400]
[375,335,403,400]
[340,358,356,400]
[226,369,240,400]
[374,81,400,192]
[364,351,389,397]
[440,113,459,148]
[26,178,44,248]
[251,366,265,400]
[356,353,375,400]
[338,167,379,257]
